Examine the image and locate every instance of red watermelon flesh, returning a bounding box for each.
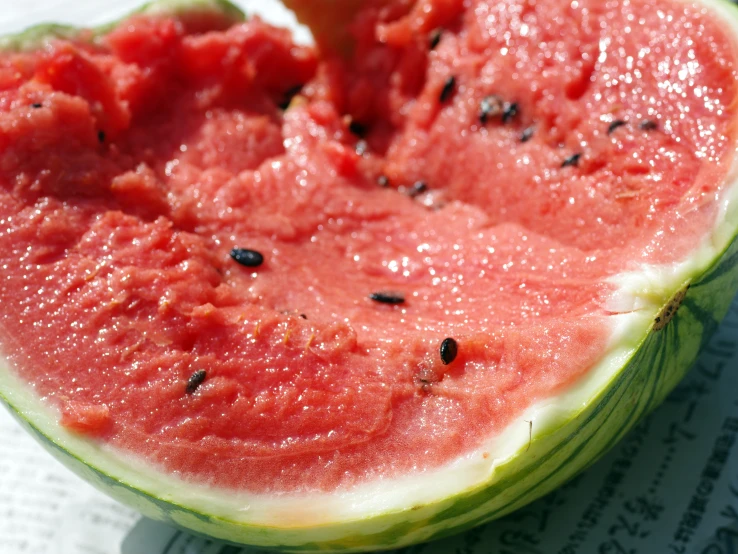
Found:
[0,0,735,494]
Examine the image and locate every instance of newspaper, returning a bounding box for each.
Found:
[2,1,738,553]
[0,414,138,554]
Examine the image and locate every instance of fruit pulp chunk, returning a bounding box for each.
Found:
[0,0,735,493]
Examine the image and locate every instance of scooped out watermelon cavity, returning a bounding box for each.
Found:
[2,0,738,550]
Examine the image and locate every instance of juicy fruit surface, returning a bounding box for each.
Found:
[0,0,736,496]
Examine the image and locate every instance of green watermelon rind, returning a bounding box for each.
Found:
[0,0,245,52]
[1,0,738,551]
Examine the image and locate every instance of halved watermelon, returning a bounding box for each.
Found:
[1,0,738,551]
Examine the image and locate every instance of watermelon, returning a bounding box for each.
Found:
[1,0,738,551]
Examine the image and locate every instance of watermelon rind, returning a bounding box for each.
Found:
[1,0,738,552]
[0,0,245,52]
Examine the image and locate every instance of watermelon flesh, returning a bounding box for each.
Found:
[0,0,736,503]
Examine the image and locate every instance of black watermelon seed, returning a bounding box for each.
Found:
[299,313,308,320]
[355,140,368,156]
[440,337,458,365]
[520,126,535,143]
[561,153,582,168]
[186,370,207,394]
[279,84,303,110]
[97,130,106,143]
[31,102,42,109]
[377,175,390,188]
[349,120,368,137]
[479,95,504,124]
[230,248,264,267]
[409,181,428,197]
[639,119,658,131]
[607,120,627,134]
[440,76,456,103]
[502,102,519,124]
[369,291,405,305]
[429,28,443,50]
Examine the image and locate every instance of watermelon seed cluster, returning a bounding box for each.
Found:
[272,59,660,396]
[247,74,665,399]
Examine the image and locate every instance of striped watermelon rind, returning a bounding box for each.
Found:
[1,0,738,551]
[0,0,245,52]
